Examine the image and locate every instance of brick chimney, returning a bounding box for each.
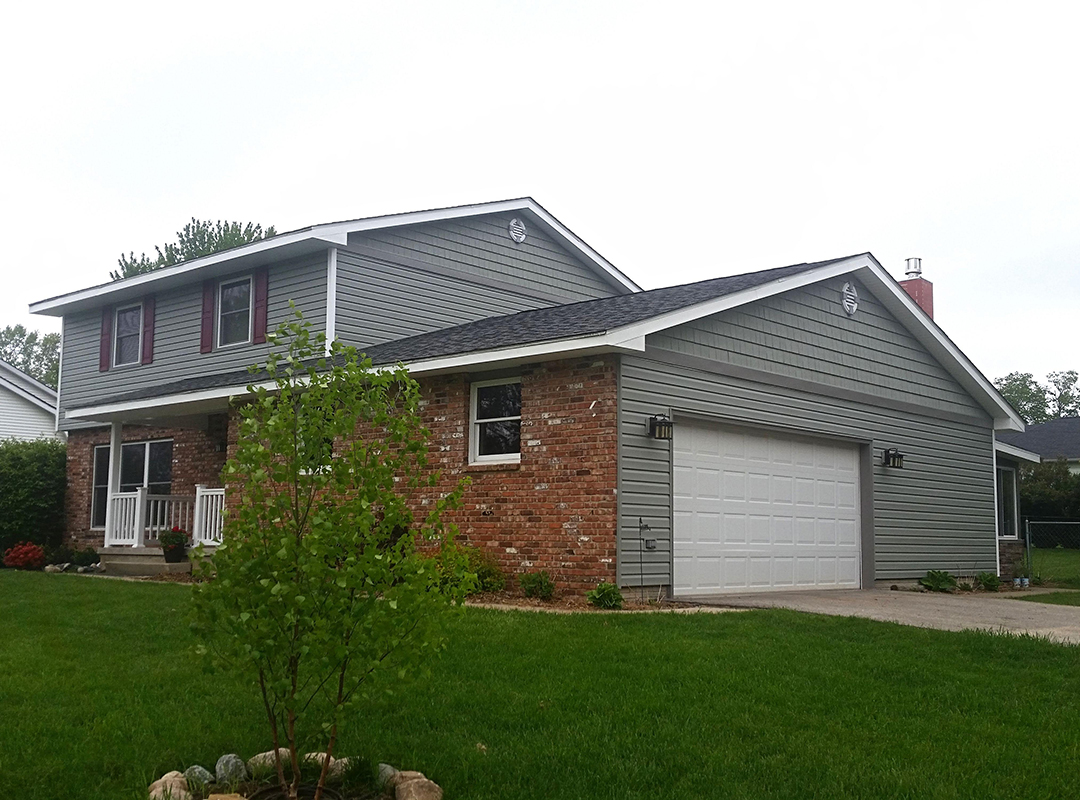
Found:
[899,257,933,319]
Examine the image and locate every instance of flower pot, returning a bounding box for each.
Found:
[1013,577,1022,588]
[162,545,187,564]
[1021,577,1030,589]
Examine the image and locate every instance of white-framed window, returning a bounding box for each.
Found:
[218,276,253,347]
[470,378,522,464]
[997,465,1019,539]
[90,439,173,528]
[113,303,143,367]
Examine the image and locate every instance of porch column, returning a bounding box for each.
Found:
[102,422,123,545]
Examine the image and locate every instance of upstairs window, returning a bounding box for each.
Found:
[113,304,143,367]
[218,277,252,347]
[470,378,521,464]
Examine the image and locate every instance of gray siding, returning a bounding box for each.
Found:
[0,388,60,440]
[649,278,983,415]
[618,355,996,586]
[60,254,326,422]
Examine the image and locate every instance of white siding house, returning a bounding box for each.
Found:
[0,359,62,441]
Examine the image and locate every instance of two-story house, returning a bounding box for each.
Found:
[31,199,1025,594]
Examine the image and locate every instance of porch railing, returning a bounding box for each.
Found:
[192,485,226,546]
[104,488,223,547]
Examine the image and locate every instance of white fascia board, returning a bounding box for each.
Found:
[31,198,640,317]
[994,440,1042,464]
[68,380,276,421]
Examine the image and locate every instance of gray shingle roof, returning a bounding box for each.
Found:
[84,256,858,408]
[998,417,1080,460]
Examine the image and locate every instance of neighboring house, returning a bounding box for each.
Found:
[0,358,63,441]
[998,418,1080,474]
[30,199,1025,595]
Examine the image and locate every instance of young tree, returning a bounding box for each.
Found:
[111,218,277,281]
[191,315,471,800]
[0,325,60,388]
[994,372,1050,424]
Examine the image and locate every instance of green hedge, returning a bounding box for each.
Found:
[0,438,66,554]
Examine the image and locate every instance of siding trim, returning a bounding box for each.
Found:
[645,345,990,428]
[325,247,337,353]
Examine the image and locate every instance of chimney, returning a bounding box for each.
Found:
[899,257,933,318]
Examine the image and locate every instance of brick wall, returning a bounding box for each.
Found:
[65,416,228,548]
[999,539,1025,581]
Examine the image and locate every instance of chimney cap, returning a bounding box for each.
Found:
[905,257,922,279]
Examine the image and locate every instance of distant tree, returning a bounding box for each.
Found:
[994,370,1079,424]
[1019,459,1080,520]
[111,218,277,281]
[0,325,59,389]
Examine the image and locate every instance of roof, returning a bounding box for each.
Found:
[998,418,1080,461]
[29,198,641,316]
[65,253,1024,434]
[0,359,58,416]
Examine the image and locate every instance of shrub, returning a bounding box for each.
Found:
[467,546,506,593]
[3,541,45,570]
[976,572,1001,592]
[0,438,66,553]
[587,582,624,610]
[519,570,555,600]
[919,570,957,592]
[46,545,98,567]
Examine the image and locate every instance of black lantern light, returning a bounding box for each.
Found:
[883,447,905,468]
[648,414,674,440]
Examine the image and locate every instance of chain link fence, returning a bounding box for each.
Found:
[1024,520,1080,589]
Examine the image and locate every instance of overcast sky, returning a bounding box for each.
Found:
[2,1,1076,382]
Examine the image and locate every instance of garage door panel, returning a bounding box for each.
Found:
[674,422,861,595]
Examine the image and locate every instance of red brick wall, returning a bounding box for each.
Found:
[65,417,228,548]
[420,356,619,594]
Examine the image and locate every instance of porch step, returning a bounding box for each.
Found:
[98,547,192,577]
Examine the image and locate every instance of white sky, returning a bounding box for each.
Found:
[2,0,1077,382]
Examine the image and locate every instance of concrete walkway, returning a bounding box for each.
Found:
[680,588,1080,643]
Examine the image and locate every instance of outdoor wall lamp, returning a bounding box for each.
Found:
[883,448,905,468]
[648,414,674,440]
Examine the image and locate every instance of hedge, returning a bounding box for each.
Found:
[0,438,66,553]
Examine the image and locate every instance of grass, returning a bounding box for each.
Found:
[1029,547,1080,589]
[1016,591,1080,606]
[3,572,1080,799]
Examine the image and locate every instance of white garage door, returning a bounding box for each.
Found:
[673,421,861,595]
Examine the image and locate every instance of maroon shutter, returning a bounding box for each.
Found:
[252,267,269,344]
[200,281,215,353]
[141,295,155,364]
[99,306,113,372]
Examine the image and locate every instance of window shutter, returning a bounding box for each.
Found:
[99,306,113,372]
[141,295,155,365]
[252,267,269,344]
[200,281,215,354]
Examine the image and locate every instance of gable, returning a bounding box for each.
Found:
[646,276,986,417]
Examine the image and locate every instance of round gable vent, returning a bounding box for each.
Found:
[508,218,527,244]
[841,282,859,316]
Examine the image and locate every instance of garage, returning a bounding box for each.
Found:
[672,421,862,596]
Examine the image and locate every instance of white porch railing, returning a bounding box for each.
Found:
[193,485,226,546]
[104,488,213,547]
[104,489,142,547]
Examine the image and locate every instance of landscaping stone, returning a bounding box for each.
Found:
[303,751,334,769]
[376,762,399,788]
[148,770,192,800]
[396,775,443,800]
[182,764,213,787]
[327,756,354,781]
[247,747,290,775]
[389,770,426,787]
[215,753,248,783]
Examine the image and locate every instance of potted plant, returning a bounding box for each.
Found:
[159,527,189,563]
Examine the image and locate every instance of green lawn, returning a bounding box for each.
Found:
[3,572,1080,800]
[1017,591,1080,606]
[1030,547,1080,589]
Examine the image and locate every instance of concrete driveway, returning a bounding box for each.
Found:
[681,588,1080,643]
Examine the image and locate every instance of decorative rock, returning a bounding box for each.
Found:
[396,776,443,800]
[182,764,214,787]
[303,751,334,769]
[215,753,248,784]
[148,770,192,800]
[376,762,399,788]
[44,564,62,573]
[327,756,354,781]
[389,770,426,787]
[208,795,246,800]
[247,747,290,775]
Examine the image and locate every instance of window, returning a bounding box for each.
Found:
[470,378,521,464]
[997,466,1019,539]
[218,277,252,347]
[90,440,173,528]
[113,304,142,367]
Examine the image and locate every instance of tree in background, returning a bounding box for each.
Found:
[0,325,60,389]
[994,370,1079,424]
[111,218,277,281]
[1019,459,1080,520]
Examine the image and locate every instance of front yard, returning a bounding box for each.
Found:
[2,571,1079,799]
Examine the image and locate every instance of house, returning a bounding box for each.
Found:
[998,418,1080,474]
[0,359,63,441]
[29,199,1026,594]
